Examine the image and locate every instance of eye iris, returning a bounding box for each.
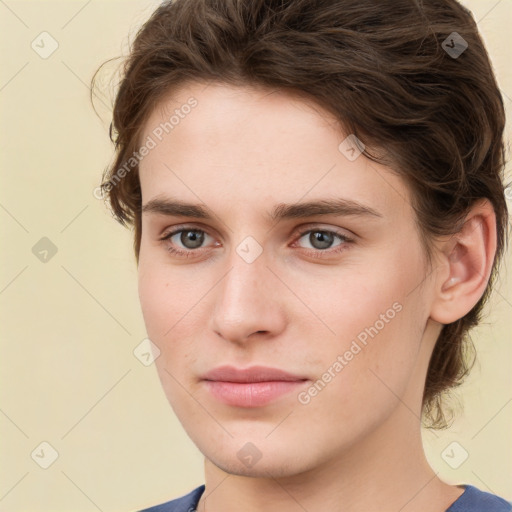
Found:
[310,231,333,250]
[181,230,204,249]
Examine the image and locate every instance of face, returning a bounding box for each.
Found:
[137,81,438,478]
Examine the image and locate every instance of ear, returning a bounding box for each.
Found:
[429,199,497,324]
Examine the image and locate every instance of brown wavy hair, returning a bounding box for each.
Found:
[92,0,508,428]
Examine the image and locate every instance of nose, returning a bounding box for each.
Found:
[209,250,287,345]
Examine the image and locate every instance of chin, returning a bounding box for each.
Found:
[206,451,313,479]
[192,430,321,478]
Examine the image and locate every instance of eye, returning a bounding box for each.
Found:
[160,227,216,257]
[292,228,352,257]
[159,225,353,259]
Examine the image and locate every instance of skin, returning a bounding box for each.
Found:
[136,81,496,512]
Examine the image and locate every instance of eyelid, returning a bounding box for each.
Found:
[293,223,354,240]
[159,222,214,241]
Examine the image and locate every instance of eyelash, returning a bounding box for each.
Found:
[159,225,354,260]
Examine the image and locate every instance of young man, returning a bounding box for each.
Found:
[95,0,511,510]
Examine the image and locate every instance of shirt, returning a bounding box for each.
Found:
[138,484,512,511]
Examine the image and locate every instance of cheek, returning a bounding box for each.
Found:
[138,252,202,342]
[303,247,428,403]
[295,302,424,447]
[310,257,422,351]
[138,268,172,338]
[137,256,208,389]
[138,262,200,410]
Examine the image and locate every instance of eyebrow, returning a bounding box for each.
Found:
[142,197,383,222]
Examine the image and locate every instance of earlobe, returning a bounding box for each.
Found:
[430,199,497,325]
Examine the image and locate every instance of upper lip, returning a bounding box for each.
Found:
[201,365,308,383]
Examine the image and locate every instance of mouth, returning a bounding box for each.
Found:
[201,365,310,408]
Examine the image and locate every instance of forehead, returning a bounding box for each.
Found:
[138,81,413,224]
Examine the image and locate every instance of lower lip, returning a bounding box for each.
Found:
[203,380,308,407]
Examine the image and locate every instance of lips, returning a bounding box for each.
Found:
[202,365,308,383]
[201,365,309,407]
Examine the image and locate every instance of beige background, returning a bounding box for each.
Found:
[0,1,510,510]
